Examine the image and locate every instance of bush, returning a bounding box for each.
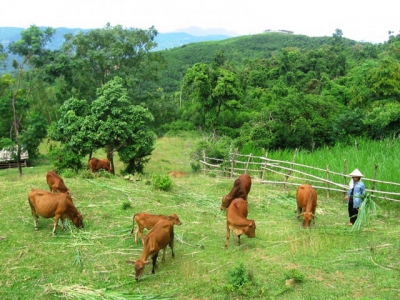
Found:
[227,263,250,289]
[190,161,201,173]
[152,174,173,191]
[48,145,83,172]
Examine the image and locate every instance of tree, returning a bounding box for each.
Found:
[4,25,55,175]
[182,63,242,132]
[54,23,164,104]
[50,76,156,174]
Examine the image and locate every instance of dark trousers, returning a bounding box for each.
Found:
[348,197,358,224]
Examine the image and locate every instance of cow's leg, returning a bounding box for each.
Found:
[237,234,241,246]
[297,206,302,219]
[225,224,230,248]
[161,248,166,262]
[135,226,143,244]
[170,228,175,258]
[32,210,39,231]
[151,252,159,274]
[28,200,39,230]
[60,218,65,231]
[52,215,60,235]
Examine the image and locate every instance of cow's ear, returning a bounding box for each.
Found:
[144,260,152,265]
[299,213,304,216]
[126,260,136,265]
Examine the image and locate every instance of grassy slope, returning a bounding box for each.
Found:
[0,132,399,300]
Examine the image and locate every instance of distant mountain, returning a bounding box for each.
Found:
[0,27,232,52]
[170,26,238,37]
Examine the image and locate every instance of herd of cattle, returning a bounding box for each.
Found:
[27,162,318,281]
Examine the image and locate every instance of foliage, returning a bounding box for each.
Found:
[1,25,55,174]
[152,174,173,191]
[226,263,251,288]
[352,193,379,232]
[48,144,83,172]
[50,77,156,174]
[191,134,233,161]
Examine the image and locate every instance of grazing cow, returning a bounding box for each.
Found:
[131,212,182,244]
[221,173,252,210]
[46,171,71,195]
[225,198,256,248]
[127,218,176,280]
[296,184,318,228]
[88,157,113,174]
[27,189,84,235]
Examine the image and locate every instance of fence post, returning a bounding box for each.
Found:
[245,153,252,174]
[284,148,298,191]
[326,165,330,199]
[261,152,268,180]
[202,150,206,175]
[230,148,238,178]
[371,164,378,196]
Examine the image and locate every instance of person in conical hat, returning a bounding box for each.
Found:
[345,168,365,226]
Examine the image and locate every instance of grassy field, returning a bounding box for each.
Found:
[0,132,399,300]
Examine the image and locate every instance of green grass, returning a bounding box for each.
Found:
[0,132,399,299]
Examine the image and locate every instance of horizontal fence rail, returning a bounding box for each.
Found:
[200,149,400,203]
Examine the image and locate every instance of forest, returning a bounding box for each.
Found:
[1,24,399,175]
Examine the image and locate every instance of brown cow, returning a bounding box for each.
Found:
[88,157,113,173]
[225,198,256,248]
[131,212,182,244]
[46,171,71,195]
[296,184,317,228]
[127,218,176,280]
[27,189,84,235]
[221,173,252,210]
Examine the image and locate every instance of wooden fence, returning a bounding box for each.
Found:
[200,149,400,203]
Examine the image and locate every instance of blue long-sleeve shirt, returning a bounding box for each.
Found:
[347,180,366,208]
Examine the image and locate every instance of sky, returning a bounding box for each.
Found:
[2,0,399,43]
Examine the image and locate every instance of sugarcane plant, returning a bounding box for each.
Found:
[351,193,379,231]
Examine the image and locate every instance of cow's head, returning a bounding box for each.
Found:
[129,259,151,281]
[72,212,84,229]
[301,212,314,228]
[245,220,256,237]
[169,214,182,225]
[220,195,232,210]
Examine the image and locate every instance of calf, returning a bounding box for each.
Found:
[296,184,317,228]
[131,212,182,244]
[88,157,113,174]
[127,218,176,280]
[27,189,84,235]
[225,198,256,248]
[46,171,71,195]
[221,173,252,210]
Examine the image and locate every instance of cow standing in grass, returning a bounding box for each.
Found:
[225,198,256,248]
[88,157,113,174]
[127,218,177,280]
[296,184,317,228]
[27,189,83,235]
[221,173,252,210]
[46,171,71,195]
[131,212,182,244]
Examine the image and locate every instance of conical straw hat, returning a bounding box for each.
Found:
[349,168,363,177]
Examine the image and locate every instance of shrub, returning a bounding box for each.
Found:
[152,174,173,191]
[190,162,201,173]
[48,145,83,172]
[121,201,132,210]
